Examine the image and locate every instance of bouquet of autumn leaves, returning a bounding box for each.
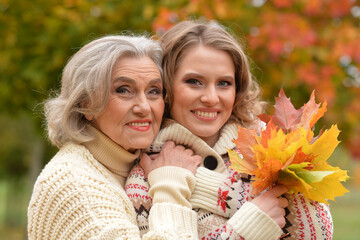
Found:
[228,89,349,204]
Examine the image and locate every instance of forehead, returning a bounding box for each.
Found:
[176,45,235,73]
[112,56,161,80]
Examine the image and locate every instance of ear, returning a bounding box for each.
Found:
[84,114,93,121]
[80,100,93,121]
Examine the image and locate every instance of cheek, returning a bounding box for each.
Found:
[152,100,165,121]
[223,91,236,110]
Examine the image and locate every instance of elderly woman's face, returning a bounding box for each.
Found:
[92,56,164,152]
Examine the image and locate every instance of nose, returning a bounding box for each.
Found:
[133,94,151,116]
[200,85,219,106]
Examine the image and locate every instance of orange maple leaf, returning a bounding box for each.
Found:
[228,89,349,203]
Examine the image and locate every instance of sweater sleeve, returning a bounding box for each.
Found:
[283,194,333,239]
[190,167,252,218]
[197,202,283,240]
[148,166,196,208]
[145,166,199,239]
[28,161,198,240]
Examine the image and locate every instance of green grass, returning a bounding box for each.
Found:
[1,179,359,240]
[331,186,360,240]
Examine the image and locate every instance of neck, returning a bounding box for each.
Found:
[83,125,141,187]
[200,131,220,148]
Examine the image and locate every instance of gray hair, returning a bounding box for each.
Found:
[44,35,163,148]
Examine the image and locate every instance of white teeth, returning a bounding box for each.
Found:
[194,111,217,118]
[128,122,150,127]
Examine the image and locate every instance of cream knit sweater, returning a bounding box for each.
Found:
[126,121,333,240]
[28,127,198,239]
[126,122,283,240]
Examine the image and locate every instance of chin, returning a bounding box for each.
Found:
[132,141,153,150]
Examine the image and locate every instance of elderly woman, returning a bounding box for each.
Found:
[27,35,201,239]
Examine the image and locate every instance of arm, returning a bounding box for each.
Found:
[197,186,286,240]
[28,171,198,240]
[191,167,333,239]
[282,194,333,239]
[190,167,252,218]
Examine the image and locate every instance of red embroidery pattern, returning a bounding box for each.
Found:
[293,196,305,239]
[127,193,152,201]
[201,224,244,240]
[125,183,149,192]
[299,196,317,239]
[315,203,333,239]
[217,189,230,212]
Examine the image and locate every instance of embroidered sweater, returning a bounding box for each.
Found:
[28,126,198,240]
[125,121,333,240]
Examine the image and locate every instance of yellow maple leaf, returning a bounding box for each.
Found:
[228,89,349,204]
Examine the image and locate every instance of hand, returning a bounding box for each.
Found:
[251,185,289,228]
[140,141,202,176]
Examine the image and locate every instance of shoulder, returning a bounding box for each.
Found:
[28,143,137,239]
[28,143,131,216]
[36,143,114,180]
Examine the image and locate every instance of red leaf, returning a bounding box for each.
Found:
[273,88,303,130]
[233,126,257,163]
[299,90,320,129]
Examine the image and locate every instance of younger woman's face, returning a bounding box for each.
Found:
[170,45,236,147]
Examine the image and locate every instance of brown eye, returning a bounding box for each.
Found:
[148,87,162,96]
[115,86,130,94]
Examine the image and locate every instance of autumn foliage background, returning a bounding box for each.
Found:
[0,0,359,239]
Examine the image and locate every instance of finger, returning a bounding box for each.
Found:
[184,148,194,156]
[139,153,152,169]
[174,144,186,151]
[194,155,202,166]
[163,141,175,150]
[278,197,289,208]
[148,153,160,160]
[278,217,286,228]
[269,185,288,197]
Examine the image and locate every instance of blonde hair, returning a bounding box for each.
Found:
[45,35,163,148]
[160,19,266,127]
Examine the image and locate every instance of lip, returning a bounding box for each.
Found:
[126,119,152,131]
[191,108,220,121]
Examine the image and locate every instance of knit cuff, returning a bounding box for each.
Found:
[148,166,196,208]
[228,202,283,240]
[190,167,227,212]
[148,203,198,239]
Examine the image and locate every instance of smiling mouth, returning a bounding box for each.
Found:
[126,121,151,131]
[193,110,218,118]
[127,122,150,127]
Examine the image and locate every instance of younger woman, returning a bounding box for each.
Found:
[126,20,333,240]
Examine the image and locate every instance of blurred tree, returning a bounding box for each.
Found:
[0,0,359,189]
[0,0,163,183]
[150,0,360,162]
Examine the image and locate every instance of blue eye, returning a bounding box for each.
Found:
[218,81,232,87]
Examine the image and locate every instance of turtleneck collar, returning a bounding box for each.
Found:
[146,120,239,173]
[156,119,239,155]
[83,126,141,187]
[212,123,239,155]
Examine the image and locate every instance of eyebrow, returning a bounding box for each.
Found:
[182,72,234,80]
[113,77,162,85]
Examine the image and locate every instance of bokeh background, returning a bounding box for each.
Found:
[1,0,359,239]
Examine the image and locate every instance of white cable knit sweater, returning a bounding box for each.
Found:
[27,127,198,239]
